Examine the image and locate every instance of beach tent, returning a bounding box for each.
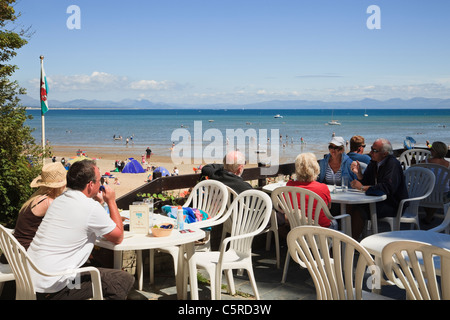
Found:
[153,166,170,177]
[122,158,145,173]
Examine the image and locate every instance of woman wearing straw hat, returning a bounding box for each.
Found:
[12,162,67,250]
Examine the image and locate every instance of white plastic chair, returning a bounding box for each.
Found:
[0,227,15,297]
[221,187,280,269]
[271,186,351,283]
[149,179,229,286]
[0,224,103,300]
[399,149,431,170]
[382,240,450,300]
[287,225,389,300]
[414,163,450,215]
[429,202,450,234]
[379,166,435,231]
[186,189,272,300]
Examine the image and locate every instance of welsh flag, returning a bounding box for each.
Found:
[40,60,49,115]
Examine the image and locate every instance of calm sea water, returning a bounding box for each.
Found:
[26,108,450,163]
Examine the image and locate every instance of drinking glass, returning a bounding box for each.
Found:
[341,176,348,192]
[143,198,154,227]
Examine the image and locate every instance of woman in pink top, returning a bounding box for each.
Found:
[286,153,333,228]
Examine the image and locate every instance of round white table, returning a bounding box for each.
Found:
[361,230,450,293]
[96,214,205,300]
[262,182,387,234]
[361,230,450,258]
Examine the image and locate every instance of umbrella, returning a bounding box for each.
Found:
[153,166,170,177]
[68,155,92,164]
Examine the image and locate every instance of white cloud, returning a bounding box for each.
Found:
[29,72,183,93]
[128,80,179,91]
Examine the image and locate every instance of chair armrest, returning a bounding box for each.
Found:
[32,266,103,300]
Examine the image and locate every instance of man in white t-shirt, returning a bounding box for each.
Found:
[28,160,134,300]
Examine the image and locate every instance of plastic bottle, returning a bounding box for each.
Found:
[177,206,184,230]
[103,201,110,214]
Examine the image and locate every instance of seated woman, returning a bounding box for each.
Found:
[421,141,450,224]
[14,163,67,249]
[286,153,337,229]
[317,136,357,188]
[0,162,67,264]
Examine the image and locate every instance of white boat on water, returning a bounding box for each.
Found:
[326,109,341,125]
[327,120,341,125]
[274,114,283,118]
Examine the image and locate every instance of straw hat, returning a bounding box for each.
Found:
[30,162,67,188]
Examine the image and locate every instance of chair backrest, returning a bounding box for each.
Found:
[0,224,39,300]
[399,149,432,170]
[287,225,378,300]
[382,240,450,300]
[226,189,272,254]
[400,166,435,223]
[271,186,331,228]
[183,179,229,228]
[413,163,450,209]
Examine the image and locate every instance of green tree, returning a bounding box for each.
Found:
[0,0,45,227]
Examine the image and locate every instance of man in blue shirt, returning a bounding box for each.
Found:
[347,135,371,172]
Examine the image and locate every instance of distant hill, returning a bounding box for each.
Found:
[20,95,450,110]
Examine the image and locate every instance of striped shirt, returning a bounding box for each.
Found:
[325,164,342,185]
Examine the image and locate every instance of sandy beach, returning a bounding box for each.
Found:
[45,145,205,199]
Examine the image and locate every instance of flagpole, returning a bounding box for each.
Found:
[40,55,45,158]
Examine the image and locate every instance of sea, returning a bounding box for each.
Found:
[26,108,450,163]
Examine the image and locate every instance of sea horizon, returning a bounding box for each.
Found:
[26,108,450,164]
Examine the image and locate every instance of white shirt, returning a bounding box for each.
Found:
[28,189,116,293]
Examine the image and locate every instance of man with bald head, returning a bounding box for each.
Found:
[201,150,252,194]
[350,138,408,239]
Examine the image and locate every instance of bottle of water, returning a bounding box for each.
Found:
[177,206,184,230]
[103,202,110,214]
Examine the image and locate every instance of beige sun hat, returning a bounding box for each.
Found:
[30,162,67,188]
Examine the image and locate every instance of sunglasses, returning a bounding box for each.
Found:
[370,147,381,153]
[328,145,342,150]
[359,144,366,148]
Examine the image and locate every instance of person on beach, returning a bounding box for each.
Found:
[201,150,252,194]
[146,147,152,161]
[347,135,371,172]
[421,141,450,224]
[0,163,67,264]
[350,138,408,239]
[27,160,135,300]
[286,153,337,229]
[317,136,357,188]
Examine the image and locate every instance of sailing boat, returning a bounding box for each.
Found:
[327,109,341,125]
[364,108,368,117]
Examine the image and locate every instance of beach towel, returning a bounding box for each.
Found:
[161,205,209,224]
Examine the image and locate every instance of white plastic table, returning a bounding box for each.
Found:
[361,230,450,292]
[262,182,387,234]
[361,230,450,259]
[95,213,205,300]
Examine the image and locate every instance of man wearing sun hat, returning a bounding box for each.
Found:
[28,159,135,300]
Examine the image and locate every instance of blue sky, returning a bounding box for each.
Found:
[10,0,450,105]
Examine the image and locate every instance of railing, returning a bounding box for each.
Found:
[115,147,445,209]
[116,162,294,209]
